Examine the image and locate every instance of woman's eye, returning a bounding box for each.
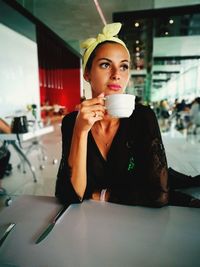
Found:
[120,64,129,71]
[100,62,110,69]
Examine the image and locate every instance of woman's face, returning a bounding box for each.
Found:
[85,43,130,97]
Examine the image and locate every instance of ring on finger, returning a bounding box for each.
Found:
[93,111,98,118]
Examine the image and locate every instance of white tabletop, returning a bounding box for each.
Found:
[0,126,54,142]
[0,196,200,267]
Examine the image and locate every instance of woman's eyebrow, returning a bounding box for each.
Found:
[97,58,130,63]
[121,60,130,63]
[97,58,112,62]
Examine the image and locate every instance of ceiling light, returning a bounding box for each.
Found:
[165,31,169,35]
[136,52,140,57]
[93,0,107,25]
[136,40,139,44]
[169,19,174,24]
[136,47,140,51]
[134,22,140,27]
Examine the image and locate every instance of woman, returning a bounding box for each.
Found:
[55,23,200,207]
[0,118,11,195]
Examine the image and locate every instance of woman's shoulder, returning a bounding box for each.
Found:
[129,104,158,132]
[133,104,155,119]
[62,111,78,128]
[133,104,162,138]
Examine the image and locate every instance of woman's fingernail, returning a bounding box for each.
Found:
[98,93,105,97]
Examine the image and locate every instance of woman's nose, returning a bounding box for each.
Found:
[111,67,120,80]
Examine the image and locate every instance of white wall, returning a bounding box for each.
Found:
[0,23,40,121]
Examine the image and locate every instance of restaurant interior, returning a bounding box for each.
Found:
[0,0,200,266]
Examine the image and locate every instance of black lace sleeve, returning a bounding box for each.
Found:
[55,112,81,205]
[142,107,169,207]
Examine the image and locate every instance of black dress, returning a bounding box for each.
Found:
[55,104,200,207]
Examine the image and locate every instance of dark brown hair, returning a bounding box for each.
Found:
[85,41,122,71]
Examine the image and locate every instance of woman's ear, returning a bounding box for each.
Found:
[83,69,90,82]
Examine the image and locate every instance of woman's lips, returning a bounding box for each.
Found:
[107,84,122,91]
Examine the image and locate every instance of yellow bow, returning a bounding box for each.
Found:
[81,23,129,72]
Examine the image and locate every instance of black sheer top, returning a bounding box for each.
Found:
[55,104,169,207]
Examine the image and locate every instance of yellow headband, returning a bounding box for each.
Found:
[81,22,129,72]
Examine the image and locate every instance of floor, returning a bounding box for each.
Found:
[0,120,62,210]
[0,117,200,210]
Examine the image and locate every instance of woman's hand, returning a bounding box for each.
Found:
[75,93,106,133]
[91,189,110,202]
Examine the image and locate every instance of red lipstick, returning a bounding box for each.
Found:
[107,84,121,91]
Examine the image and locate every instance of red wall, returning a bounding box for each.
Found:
[37,26,81,115]
[39,68,80,113]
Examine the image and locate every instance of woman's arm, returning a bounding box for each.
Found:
[68,95,105,199]
[0,119,11,133]
[68,125,88,199]
[144,107,169,207]
[56,95,105,204]
[55,113,81,204]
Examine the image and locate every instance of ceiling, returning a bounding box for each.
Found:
[13,1,200,53]
[9,0,200,100]
[15,0,155,46]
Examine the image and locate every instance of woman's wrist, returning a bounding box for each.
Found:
[100,189,107,201]
[73,124,89,138]
[91,189,110,201]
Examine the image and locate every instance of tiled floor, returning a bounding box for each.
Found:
[0,118,200,210]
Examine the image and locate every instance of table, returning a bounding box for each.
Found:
[0,126,54,142]
[0,126,54,182]
[0,196,200,267]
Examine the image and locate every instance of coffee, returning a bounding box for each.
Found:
[105,94,135,118]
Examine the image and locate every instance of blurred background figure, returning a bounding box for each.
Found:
[172,99,190,132]
[188,97,200,135]
[159,99,170,132]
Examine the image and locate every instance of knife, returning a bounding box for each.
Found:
[0,223,16,248]
[35,206,68,244]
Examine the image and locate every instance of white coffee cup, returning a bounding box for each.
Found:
[105,94,135,118]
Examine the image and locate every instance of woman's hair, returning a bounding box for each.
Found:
[81,23,130,72]
[85,40,118,71]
